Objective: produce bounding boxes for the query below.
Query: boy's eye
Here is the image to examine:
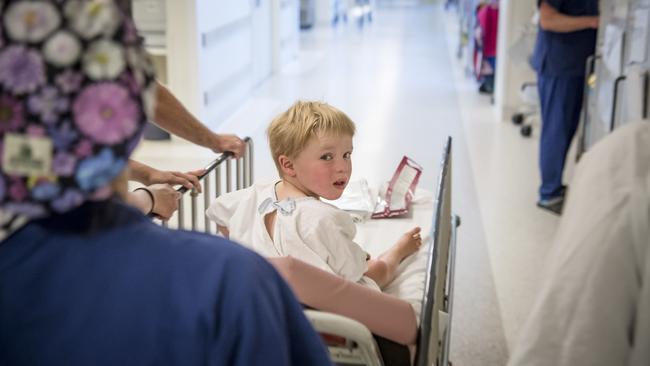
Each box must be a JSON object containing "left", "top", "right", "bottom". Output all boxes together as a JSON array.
[
  {"left": 343, "top": 152, "right": 352, "bottom": 159},
  {"left": 320, "top": 154, "right": 333, "bottom": 161}
]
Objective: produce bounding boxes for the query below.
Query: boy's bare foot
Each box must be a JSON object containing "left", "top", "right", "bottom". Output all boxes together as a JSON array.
[
  {"left": 398, "top": 227, "right": 422, "bottom": 259},
  {"left": 382, "top": 227, "right": 422, "bottom": 265},
  {"left": 368, "top": 227, "right": 423, "bottom": 288}
]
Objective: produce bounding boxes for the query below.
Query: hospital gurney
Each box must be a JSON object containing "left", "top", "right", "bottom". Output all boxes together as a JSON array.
[
  {"left": 270, "top": 138, "right": 460, "bottom": 366},
  {"left": 166, "top": 137, "right": 460, "bottom": 366}
]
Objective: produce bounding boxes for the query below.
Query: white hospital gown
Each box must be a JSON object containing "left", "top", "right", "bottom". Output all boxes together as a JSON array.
[
  {"left": 206, "top": 181, "right": 379, "bottom": 290},
  {"left": 508, "top": 121, "right": 650, "bottom": 366}
]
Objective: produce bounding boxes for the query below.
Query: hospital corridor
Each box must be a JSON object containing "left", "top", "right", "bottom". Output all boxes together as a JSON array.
[
  {"left": 1, "top": 0, "right": 648, "bottom": 365},
  {"left": 135, "top": 2, "right": 520, "bottom": 364}
]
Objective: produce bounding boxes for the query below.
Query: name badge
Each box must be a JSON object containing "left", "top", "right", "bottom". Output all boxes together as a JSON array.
[{"left": 2, "top": 133, "right": 53, "bottom": 177}]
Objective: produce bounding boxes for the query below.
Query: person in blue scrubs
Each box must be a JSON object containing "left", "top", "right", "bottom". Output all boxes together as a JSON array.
[
  {"left": 0, "top": 1, "right": 331, "bottom": 365},
  {"left": 532, "top": 0, "right": 599, "bottom": 214}
]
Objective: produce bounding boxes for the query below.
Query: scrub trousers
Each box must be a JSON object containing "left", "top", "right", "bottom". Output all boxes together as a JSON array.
[{"left": 537, "top": 74, "right": 585, "bottom": 201}]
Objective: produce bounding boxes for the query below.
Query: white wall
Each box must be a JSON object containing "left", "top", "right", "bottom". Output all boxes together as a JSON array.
[
  {"left": 494, "top": 0, "right": 537, "bottom": 122},
  {"left": 196, "top": 1, "right": 255, "bottom": 128},
  {"left": 272, "top": 0, "right": 300, "bottom": 72},
  {"left": 252, "top": 0, "right": 273, "bottom": 86},
  {"left": 134, "top": 0, "right": 294, "bottom": 131},
  {"left": 165, "top": 1, "right": 200, "bottom": 116}
]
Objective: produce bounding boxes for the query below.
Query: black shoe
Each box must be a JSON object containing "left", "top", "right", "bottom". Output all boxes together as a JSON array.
[
  {"left": 537, "top": 196, "right": 564, "bottom": 215},
  {"left": 478, "top": 83, "right": 494, "bottom": 95}
]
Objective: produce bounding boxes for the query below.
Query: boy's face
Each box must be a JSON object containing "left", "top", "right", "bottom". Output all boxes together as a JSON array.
[{"left": 289, "top": 133, "right": 353, "bottom": 200}]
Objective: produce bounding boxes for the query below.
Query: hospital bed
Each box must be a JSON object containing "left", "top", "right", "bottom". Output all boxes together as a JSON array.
[{"left": 164, "top": 137, "right": 460, "bottom": 366}]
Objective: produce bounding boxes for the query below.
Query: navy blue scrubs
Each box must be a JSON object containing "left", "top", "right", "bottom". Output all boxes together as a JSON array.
[
  {"left": 532, "top": 0, "right": 598, "bottom": 200},
  {"left": 0, "top": 200, "right": 331, "bottom": 366}
]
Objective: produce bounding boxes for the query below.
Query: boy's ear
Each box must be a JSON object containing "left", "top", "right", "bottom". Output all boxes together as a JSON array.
[{"left": 278, "top": 155, "right": 296, "bottom": 177}]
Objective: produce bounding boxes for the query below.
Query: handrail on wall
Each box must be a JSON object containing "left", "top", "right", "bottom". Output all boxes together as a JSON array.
[{"left": 161, "top": 137, "right": 254, "bottom": 233}]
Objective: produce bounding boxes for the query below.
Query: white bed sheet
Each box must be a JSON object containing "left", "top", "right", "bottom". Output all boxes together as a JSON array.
[{"left": 352, "top": 189, "right": 434, "bottom": 324}]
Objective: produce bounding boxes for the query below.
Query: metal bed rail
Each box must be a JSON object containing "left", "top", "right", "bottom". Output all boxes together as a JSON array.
[
  {"left": 415, "top": 136, "right": 461, "bottom": 366},
  {"left": 161, "top": 137, "right": 253, "bottom": 233}
]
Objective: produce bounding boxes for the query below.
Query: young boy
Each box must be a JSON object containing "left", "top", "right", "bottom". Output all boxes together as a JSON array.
[{"left": 207, "top": 101, "right": 422, "bottom": 290}]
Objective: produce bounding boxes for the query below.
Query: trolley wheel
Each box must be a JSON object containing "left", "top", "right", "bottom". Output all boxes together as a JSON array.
[
  {"left": 521, "top": 125, "right": 533, "bottom": 137},
  {"left": 511, "top": 113, "right": 525, "bottom": 125}
]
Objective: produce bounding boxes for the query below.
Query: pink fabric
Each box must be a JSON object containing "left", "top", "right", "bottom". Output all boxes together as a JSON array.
[
  {"left": 477, "top": 5, "right": 499, "bottom": 58},
  {"left": 268, "top": 256, "right": 418, "bottom": 345}
]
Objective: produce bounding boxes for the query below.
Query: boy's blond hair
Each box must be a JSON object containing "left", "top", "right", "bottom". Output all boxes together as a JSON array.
[{"left": 267, "top": 100, "right": 356, "bottom": 174}]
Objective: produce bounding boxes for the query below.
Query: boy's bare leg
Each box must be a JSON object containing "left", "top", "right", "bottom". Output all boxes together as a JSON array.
[{"left": 364, "top": 227, "right": 422, "bottom": 288}]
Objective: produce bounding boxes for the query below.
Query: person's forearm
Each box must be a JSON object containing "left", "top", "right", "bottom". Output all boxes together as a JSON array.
[
  {"left": 153, "top": 81, "right": 216, "bottom": 149},
  {"left": 128, "top": 160, "right": 155, "bottom": 185},
  {"left": 126, "top": 189, "right": 154, "bottom": 215},
  {"left": 539, "top": 2, "right": 598, "bottom": 33}
]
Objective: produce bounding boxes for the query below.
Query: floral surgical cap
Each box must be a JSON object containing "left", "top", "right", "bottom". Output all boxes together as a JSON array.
[{"left": 0, "top": 0, "right": 156, "bottom": 238}]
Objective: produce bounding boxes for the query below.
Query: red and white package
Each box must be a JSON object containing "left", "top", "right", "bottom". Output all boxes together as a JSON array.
[{"left": 371, "top": 156, "right": 423, "bottom": 219}]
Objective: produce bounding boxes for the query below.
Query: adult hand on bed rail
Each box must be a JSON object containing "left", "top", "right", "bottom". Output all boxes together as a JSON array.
[
  {"left": 176, "top": 150, "right": 239, "bottom": 194},
  {"left": 128, "top": 184, "right": 181, "bottom": 220},
  {"left": 148, "top": 184, "right": 182, "bottom": 220},
  {"left": 148, "top": 169, "right": 205, "bottom": 193},
  {"left": 128, "top": 160, "right": 205, "bottom": 193},
  {"left": 152, "top": 82, "right": 246, "bottom": 159},
  {"left": 209, "top": 134, "right": 246, "bottom": 158}
]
